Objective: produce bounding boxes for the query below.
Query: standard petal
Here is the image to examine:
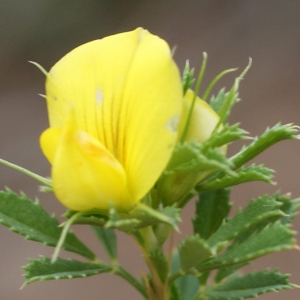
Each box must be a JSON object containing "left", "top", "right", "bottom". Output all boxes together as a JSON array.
[
  {"left": 45, "top": 28, "right": 182, "bottom": 203},
  {"left": 50, "top": 111, "right": 132, "bottom": 212},
  {"left": 178, "top": 89, "right": 220, "bottom": 143}
]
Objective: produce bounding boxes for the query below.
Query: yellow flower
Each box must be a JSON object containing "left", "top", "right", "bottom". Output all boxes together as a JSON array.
[{"left": 40, "top": 28, "right": 182, "bottom": 212}]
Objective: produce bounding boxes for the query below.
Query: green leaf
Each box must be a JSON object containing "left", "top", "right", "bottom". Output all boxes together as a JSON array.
[
  {"left": 23, "top": 256, "right": 112, "bottom": 285},
  {"left": 273, "top": 193, "right": 300, "bottom": 224},
  {"left": 214, "top": 262, "right": 250, "bottom": 283},
  {"left": 0, "top": 189, "right": 95, "bottom": 260},
  {"left": 170, "top": 283, "right": 181, "bottom": 300},
  {"left": 201, "top": 124, "right": 248, "bottom": 150},
  {"left": 206, "top": 270, "right": 298, "bottom": 299},
  {"left": 176, "top": 275, "right": 199, "bottom": 300},
  {"left": 193, "top": 189, "right": 231, "bottom": 239},
  {"left": 199, "top": 164, "right": 274, "bottom": 191},
  {"left": 91, "top": 226, "right": 117, "bottom": 260},
  {"left": 149, "top": 250, "right": 169, "bottom": 283},
  {"left": 206, "top": 195, "right": 285, "bottom": 248},
  {"left": 197, "top": 223, "right": 296, "bottom": 272},
  {"left": 179, "top": 235, "right": 213, "bottom": 271},
  {"left": 230, "top": 123, "right": 299, "bottom": 169}
]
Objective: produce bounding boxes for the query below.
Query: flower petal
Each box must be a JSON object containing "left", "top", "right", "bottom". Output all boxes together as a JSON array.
[
  {"left": 178, "top": 89, "right": 219, "bottom": 143},
  {"left": 45, "top": 28, "right": 182, "bottom": 203},
  {"left": 43, "top": 110, "right": 132, "bottom": 212}
]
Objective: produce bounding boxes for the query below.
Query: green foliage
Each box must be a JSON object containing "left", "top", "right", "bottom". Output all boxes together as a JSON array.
[
  {"left": 206, "top": 270, "right": 298, "bottom": 299},
  {"left": 182, "top": 60, "right": 195, "bottom": 94},
  {"left": 193, "top": 189, "right": 231, "bottom": 239},
  {"left": 206, "top": 195, "right": 285, "bottom": 248},
  {"left": 178, "top": 235, "right": 213, "bottom": 271},
  {"left": 214, "top": 262, "right": 250, "bottom": 284},
  {"left": 157, "top": 141, "right": 234, "bottom": 206},
  {"left": 1, "top": 58, "right": 299, "bottom": 300},
  {"left": 0, "top": 189, "right": 95, "bottom": 260},
  {"left": 149, "top": 250, "right": 169, "bottom": 283},
  {"left": 91, "top": 226, "right": 117, "bottom": 260},
  {"left": 201, "top": 124, "right": 248, "bottom": 150},
  {"left": 199, "top": 164, "right": 274, "bottom": 191},
  {"left": 197, "top": 223, "right": 296, "bottom": 272},
  {"left": 23, "top": 257, "right": 112, "bottom": 286},
  {"left": 176, "top": 275, "right": 199, "bottom": 300},
  {"left": 230, "top": 123, "right": 299, "bottom": 169}
]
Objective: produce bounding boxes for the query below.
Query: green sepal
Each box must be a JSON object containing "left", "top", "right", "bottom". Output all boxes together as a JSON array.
[
  {"left": 206, "top": 195, "right": 285, "bottom": 248},
  {"left": 213, "top": 59, "right": 251, "bottom": 127},
  {"left": 148, "top": 250, "right": 169, "bottom": 283},
  {"left": 130, "top": 204, "right": 181, "bottom": 231},
  {"left": 158, "top": 141, "right": 234, "bottom": 206},
  {"left": 91, "top": 226, "right": 117, "bottom": 260},
  {"left": 193, "top": 189, "right": 231, "bottom": 239},
  {"left": 230, "top": 123, "right": 299, "bottom": 169},
  {"left": 206, "top": 270, "right": 298, "bottom": 299},
  {"left": 182, "top": 60, "right": 195, "bottom": 94},
  {"left": 179, "top": 235, "right": 213, "bottom": 272},
  {"left": 23, "top": 256, "right": 112, "bottom": 286},
  {"left": 105, "top": 206, "right": 140, "bottom": 233},
  {"left": 199, "top": 164, "right": 274, "bottom": 191},
  {"left": 0, "top": 189, "right": 95, "bottom": 260},
  {"left": 197, "top": 223, "right": 296, "bottom": 272}
]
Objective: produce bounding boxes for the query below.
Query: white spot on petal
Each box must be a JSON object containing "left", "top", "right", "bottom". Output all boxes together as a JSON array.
[
  {"left": 165, "top": 115, "right": 180, "bottom": 133},
  {"left": 96, "top": 89, "right": 103, "bottom": 104}
]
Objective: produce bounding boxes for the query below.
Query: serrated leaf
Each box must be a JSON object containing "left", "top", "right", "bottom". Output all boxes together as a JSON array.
[
  {"left": 197, "top": 223, "right": 296, "bottom": 272},
  {"left": 206, "top": 195, "right": 285, "bottom": 248},
  {"left": 206, "top": 270, "right": 298, "bottom": 299},
  {"left": 91, "top": 226, "right": 117, "bottom": 260},
  {"left": 230, "top": 123, "right": 299, "bottom": 169},
  {"left": 0, "top": 190, "right": 95, "bottom": 260},
  {"left": 193, "top": 189, "right": 231, "bottom": 239},
  {"left": 149, "top": 250, "right": 169, "bottom": 283},
  {"left": 201, "top": 124, "right": 248, "bottom": 150},
  {"left": 179, "top": 235, "right": 213, "bottom": 271},
  {"left": 214, "top": 262, "right": 250, "bottom": 283},
  {"left": 273, "top": 193, "right": 300, "bottom": 224},
  {"left": 23, "top": 256, "right": 112, "bottom": 285},
  {"left": 199, "top": 164, "right": 274, "bottom": 191}
]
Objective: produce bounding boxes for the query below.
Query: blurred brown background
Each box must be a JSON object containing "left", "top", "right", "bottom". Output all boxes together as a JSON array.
[{"left": 0, "top": 1, "right": 300, "bottom": 299}]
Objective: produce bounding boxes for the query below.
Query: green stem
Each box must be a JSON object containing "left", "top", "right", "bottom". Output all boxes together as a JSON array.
[
  {"left": 0, "top": 158, "right": 52, "bottom": 187},
  {"left": 116, "top": 266, "right": 147, "bottom": 298}
]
